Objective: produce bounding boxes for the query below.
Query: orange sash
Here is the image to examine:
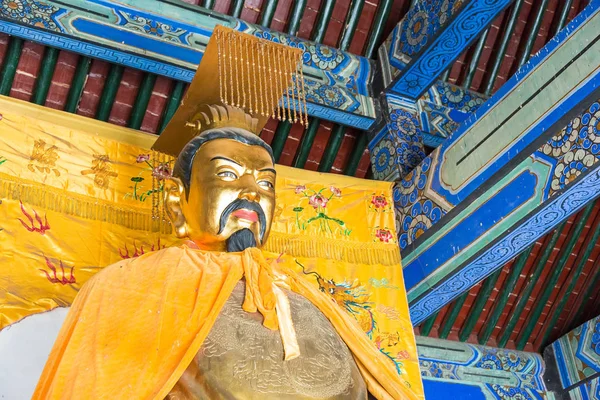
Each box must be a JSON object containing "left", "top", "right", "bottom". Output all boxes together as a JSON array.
[{"left": 33, "top": 246, "right": 416, "bottom": 400}]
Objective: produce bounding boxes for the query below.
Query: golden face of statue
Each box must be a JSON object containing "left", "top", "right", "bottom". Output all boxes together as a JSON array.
[{"left": 166, "top": 137, "right": 276, "bottom": 251}]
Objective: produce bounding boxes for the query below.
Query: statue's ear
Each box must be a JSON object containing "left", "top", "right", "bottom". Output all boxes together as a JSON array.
[{"left": 164, "top": 176, "right": 188, "bottom": 238}]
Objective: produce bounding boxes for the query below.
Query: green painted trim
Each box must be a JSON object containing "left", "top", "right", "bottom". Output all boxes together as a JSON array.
[
  {"left": 484, "top": 0, "right": 524, "bottom": 95},
  {"left": 64, "top": 56, "right": 91, "bottom": 113},
  {"left": 287, "top": 0, "right": 307, "bottom": 36},
  {"left": 259, "top": 0, "right": 278, "bottom": 28},
  {"left": 541, "top": 209, "right": 600, "bottom": 347},
  {"left": 363, "top": 0, "right": 393, "bottom": 58},
  {"left": 406, "top": 157, "right": 551, "bottom": 300},
  {"left": 0, "top": 36, "right": 23, "bottom": 96},
  {"left": 517, "top": 0, "right": 549, "bottom": 68},
  {"left": 311, "top": 0, "right": 335, "bottom": 44},
  {"left": 95, "top": 64, "right": 124, "bottom": 122},
  {"left": 497, "top": 223, "right": 566, "bottom": 348},
  {"left": 128, "top": 73, "right": 156, "bottom": 130},
  {"left": 229, "top": 0, "right": 244, "bottom": 19},
  {"left": 293, "top": 118, "right": 320, "bottom": 168},
  {"left": 552, "top": 0, "right": 574, "bottom": 37},
  {"left": 318, "top": 125, "right": 345, "bottom": 172},
  {"left": 338, "top": 0, "right": 365, "bottom": 51},
  {"left": 573, "top": 256, "right": 600, "bottom": 324},
  {"left": 478, "top": 246, "right": 532, "bottom": 345},
  {"left": 439, "top": 292, "right": 469, "bottom": 339},
  {"left": 343, "top": 131, "right": 367, "bottom": 176},
  {"left": 271, "top": 121, "right": 292, "bottom": 162},
  {"left": 516, "top": 203, "right": 595, "bottom": 350},
  {"left": 159, "top": 80, "right": 185, "bottom": 134},
  {"left": 458, "top": 267, "right": 502, "bottom": 342},
  {"left": 32, "top": 47, "right": 59, "bottom": 105},
  {"left": 419, "top": 312, "right": 438, "bottom": 336},
  {"left": 463, "top": 28, "right": 489, "bottom": 89}
]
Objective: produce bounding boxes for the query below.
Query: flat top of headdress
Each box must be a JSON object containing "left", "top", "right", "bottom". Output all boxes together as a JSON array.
[{"left": 152, "top": 25, "right": 307, "bottom": 157}]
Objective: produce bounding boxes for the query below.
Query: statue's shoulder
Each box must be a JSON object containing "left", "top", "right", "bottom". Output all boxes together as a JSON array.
[{"left": 93, "top": 246, "right": 186, "bottom": 282}]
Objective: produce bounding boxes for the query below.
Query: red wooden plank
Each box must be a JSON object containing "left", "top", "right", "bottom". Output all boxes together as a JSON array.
[
  {"left": 10, "top": 41, "right": 44, "bottom": 102},
  {"left": 108, "top": 68, "right": 143, "bottom": 126},
  {"left": 77, "top": 59, "right": 110, "bottom": 118},
  {"left": 140, "top": 76, "right": 173, "bottom": 133},
  {"left": 45, "top": 51, "right": 79, "bottom": 110}
]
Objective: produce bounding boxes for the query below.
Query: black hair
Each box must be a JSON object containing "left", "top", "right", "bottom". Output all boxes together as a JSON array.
[{"left": 173, "top": 127, "right": 274, "bottom": 195}]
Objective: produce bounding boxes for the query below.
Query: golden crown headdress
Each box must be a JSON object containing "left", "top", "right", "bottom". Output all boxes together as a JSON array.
[{"left": 153, "top": 25, "right": 307, "bottom": 157}]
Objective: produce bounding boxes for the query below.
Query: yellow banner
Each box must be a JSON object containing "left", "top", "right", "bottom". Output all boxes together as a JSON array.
[{"left": 0, "top": 96, "right": 423, "bottom": 397}]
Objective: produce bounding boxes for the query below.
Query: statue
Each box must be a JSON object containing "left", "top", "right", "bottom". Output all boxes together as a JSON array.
[{"left": 27, "top": 27, "right": 416, "bottom": 399}]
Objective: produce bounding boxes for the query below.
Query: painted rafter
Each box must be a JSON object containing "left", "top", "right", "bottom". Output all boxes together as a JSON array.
[
  {"left": 396, "top": 1, "right": 600, "bottom": 324},
  {"left": 377, "top": 0, "right": 514, "bottom": 99},
  {"left": 0, "top": 0, "right": 376, "bottom": 129}
]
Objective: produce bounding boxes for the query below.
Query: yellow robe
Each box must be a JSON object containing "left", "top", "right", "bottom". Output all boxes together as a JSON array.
[{"left": 33, "top": 246, "right": 416, "bottom": 400}]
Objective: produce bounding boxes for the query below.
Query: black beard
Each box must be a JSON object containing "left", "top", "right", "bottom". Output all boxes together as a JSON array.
[{"left": 226, "top": 228, "right": 257, "bottom": 252}]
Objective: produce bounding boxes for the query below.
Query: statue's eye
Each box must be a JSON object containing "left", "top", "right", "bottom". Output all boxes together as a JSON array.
[
  {"left": 258, "top": 180, "right": 274, "bottom": 190},
  {"left": 217, "top": 171, "right": 238, "bottom": 180}
]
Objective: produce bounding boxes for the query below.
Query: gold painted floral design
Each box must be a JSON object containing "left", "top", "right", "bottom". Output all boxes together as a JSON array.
[
  {"left": 81, "top": 154, "right": 118, "bottom": 189},
  {"left": 28, "top": 139, "right": 60, "bottom": 176}
]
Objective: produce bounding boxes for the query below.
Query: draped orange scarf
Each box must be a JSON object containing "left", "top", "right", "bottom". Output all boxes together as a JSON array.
[{"left": 33, "top": 246, "right": 416, "bottom": 400}]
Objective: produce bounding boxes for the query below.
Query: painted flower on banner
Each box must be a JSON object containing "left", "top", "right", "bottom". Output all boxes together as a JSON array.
[
  {"left": 375, "top": 228, "right": 394, "bottom": 243},
  {"left": 308, "top": 193, "right": 328, "bottom": 209},
  {"left": 293, "top": 186, "right": 351, "bottom": 236},
  {"left": 309, "top": 44, "right": 345, "bottom": 70},
  {"left": 152, "top": 163, "right": 172, "bottom": 181},
  {"left": 294, "top": 185, "right": 307, "bottom": 195},
  {"left": 371, "top": 195, "right": 389, "bottom": 209},
  {"left": 551, "top": 149, "right": 596, "bottom": 192},
  {"left": 330, "top": 186, "right": 342, "bottom": 197},
  {"left": 126, "top": 155, "right": 172, "bottom": 202}
]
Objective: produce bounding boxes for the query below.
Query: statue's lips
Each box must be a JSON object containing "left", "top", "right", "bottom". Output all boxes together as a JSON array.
[{"left": 232, "top": 209, "right": 259, "bottom": 223}]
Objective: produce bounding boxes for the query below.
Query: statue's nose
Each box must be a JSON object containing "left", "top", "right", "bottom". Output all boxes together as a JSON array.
[
  {"left": 238, "top": 187, "right": 261, "bottom": 202},
  {"left": 238, "top": 174, "right": 261, "bottom": 202}
]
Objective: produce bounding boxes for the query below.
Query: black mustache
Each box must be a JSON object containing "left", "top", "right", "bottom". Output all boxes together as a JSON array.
[{"left": 218, "top": 199, "right": 267, "bottom": 242}]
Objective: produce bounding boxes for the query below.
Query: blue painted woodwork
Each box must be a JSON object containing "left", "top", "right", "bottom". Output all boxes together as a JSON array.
[
  {"left": 378, "top": 0, "right": 514, "bottom": 99},
  {"left": 398, "top": 1, "right": 600, "bottom": 323},
  {"left": 0, "top": 0, "right": 376, "bottom": 129},
  {"left": 545, "top": 316, "right": 600, "bottom": 399},
  {"left": 417, "top": 336, "right": 548, "bottom": 399},
  {"left": 407, "top": 102, "right": 600, "bottom": 322},
  {"left": 368, "top": 82, "right": 485, "bottom": 180}
]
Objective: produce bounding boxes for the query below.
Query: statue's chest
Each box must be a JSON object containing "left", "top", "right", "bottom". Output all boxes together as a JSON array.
[{"left": 168, "top": 281, "right": 366, "bottom": 400}]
